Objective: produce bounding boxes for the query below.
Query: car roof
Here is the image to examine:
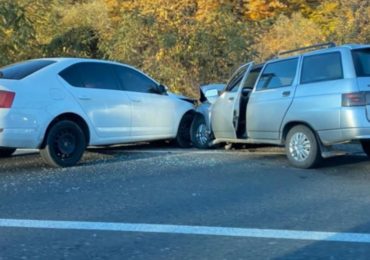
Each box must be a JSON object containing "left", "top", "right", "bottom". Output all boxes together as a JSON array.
[
  {"left": 32, "top": 57, "right": 133, "bottom": 67},
  {"left": 273, "top": 44, "right": 370, "bottom": 61},
  {"left": 302, "top": 44, "right": 370, "bottom": 56},
  {"left": 22, "top": 57, "right": 159, "bottom": 84}
]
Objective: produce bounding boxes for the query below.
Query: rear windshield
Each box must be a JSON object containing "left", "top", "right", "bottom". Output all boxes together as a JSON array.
[
  {"left": 352, "top": 48, "right": 370, "bottom": 77},
  {"left": 0, "top": 60, "right": 56, "bottom": 80}
]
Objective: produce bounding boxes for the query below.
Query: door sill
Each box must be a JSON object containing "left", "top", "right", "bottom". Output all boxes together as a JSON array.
[{"left": 213, "top": 138, "right": 282, "bottom": 145}]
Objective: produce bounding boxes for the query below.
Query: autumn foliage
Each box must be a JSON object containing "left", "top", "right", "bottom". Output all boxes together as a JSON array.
[{"left": 1, "top": 0, "right": 369, "bottom": 96}]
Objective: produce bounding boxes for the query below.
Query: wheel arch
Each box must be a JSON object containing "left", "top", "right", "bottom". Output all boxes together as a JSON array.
[
  {"left": 193, "top": 103, "right": 212, "bottom": 131},
  {"left": 40, "top": 113, "right": 90, "bottom": 149},
  {"left": 192, "top": 111, "right": 213, "bottom": 132},
  {"left": 174, "top": 109, "right": 196, "bottom": 148},
  {"left": 281, "top": 121, "right": 320, "bottom": 144},
  {"left": 176, "top": 109, "right": 196, "bottom": 133}
]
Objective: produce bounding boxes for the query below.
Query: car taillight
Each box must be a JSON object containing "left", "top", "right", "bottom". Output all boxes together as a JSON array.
[
  {"left": 342, "top": 92, "right": 370, "bottom": 107},
  {"left": 0, "top": 90, "right": 15, "bottom": 108}
]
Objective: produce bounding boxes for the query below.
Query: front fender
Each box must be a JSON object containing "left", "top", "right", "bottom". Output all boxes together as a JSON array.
[{"left": 194, "top": 103, "right": 212, "bottom": 131}]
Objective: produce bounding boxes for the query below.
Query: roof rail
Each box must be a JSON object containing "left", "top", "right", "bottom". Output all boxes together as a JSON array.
[{"left": 277, "top": 42, "right": 336, "bottom": 57}]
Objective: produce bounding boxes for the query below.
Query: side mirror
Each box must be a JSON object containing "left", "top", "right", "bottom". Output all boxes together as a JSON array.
[
  {"left": 149, "top": 84, "right": 167, "bottom": 95},
  {"left": 158, "top": 84, "right": 167, "bottom": 95}
]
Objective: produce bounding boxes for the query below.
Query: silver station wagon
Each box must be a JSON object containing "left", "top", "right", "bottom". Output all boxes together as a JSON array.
[{"left": 191, "top": 43, "right": 370, "bottom": 168}]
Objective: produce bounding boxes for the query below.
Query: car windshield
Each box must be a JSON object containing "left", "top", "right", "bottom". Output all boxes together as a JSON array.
[
  {"left": 0, "top": 60, "right": 56, "bottom": 80},
  {"left": 352, "top": 48, "right": 370, "bottom": 77}
]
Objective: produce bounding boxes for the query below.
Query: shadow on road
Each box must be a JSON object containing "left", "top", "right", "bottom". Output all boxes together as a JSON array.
[
  {"left": 0, "top": 142, "right": 185, "bottom": 174},
  {"left": 319, "top": 154, "right": 369, "bottom": 169},
  {"left": 1, "top": 142, "right": 370, "bottom": 174}
]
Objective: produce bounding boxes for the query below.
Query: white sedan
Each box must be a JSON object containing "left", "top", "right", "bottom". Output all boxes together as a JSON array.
[{"left": 0, "top": 58, "right": 195, "bottom": 167}]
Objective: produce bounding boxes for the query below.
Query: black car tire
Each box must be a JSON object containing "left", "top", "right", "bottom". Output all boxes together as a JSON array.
[
  {"left": 285, "top": 125, "right": 321, "bottom": 169},
  {"left": 0, "top": 148, "right": 16, "bottom": 157},
  {"left": 191, "top": 115, "right": 213, "bottom": 149},
  {"left": 361, "top": 140, "right": 370, "bottom": 157},
  {"left": 175, "top": 113, "right": 194, "bottom": 148},
  {"left": 40, "top": 120, "right": 86, "bottom": 167}
]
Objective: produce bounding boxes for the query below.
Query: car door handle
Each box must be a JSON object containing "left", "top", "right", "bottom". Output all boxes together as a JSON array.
[
  {"left": 228, "top": 97, "right": 235, "bottom": 101},
  {"left": 78, "top": 95, "right": 91, "bottom": 101},
  {"left": 282, "top": 91, "right": 291, "bottom": 97},
  {"left": 131, "top": 99, "right": 142, "bottom": 103}
]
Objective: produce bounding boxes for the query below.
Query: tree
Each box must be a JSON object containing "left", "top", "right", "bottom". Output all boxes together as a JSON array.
[
  {"left": 311, "top": 0, "right": 370, "bottom": 44},
  {"left": 102, "top": 1, "right": 257, "bottom": 96},
  {"left": 255, "top": 12, "right": 325, "bottom": 61},
  {"left": 245, "top": 0, "right": 286, "bottom": 20},
  {"left": 46, "top": 27, "right": 101, "bottom": 58},
  {"left": 0, "top": 1, "right": 37, "bottom": 65},
  {"left": 3, "top": 0, "right": 367, "bottom": 97}
]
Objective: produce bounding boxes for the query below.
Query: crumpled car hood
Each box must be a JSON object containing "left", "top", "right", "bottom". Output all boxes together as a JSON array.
[{"left": 168, "top": 92, "right": 197, "bottom": 104}]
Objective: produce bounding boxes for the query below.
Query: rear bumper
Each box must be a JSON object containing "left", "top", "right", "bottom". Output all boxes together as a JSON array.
[
  {"left": 318, "top": 127, "right": 370, "bottom": 145},
  {"left": 318, "top": 106, "right": 370, "bottom": 145},
  {"left": 0, "top": 127, "right": 40, "bottom": 148},
  {"left": 0, "top": 109, "right": 43, "bottom": 148}
]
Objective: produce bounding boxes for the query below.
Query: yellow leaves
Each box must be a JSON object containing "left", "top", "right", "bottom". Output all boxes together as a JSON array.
[
  {"left": 62, "top": 0, "right": 109, "bottom": 27},
  {"left": 245, "top": 0, "right": 286, "bottom": 20},
  {"left": 314, "top": 1, "right": 337, "bottom": 14},
  {"left": 309, "top": 0, "right": 370, "bottom": 44},
  {"left": 156, "top": 48, "right": 166, "bottom": 61},
  {"left": 119, "top": 0, "right": 197, "bottom": 28},
  {"left": 3, "top": 0, "right": 370, "bottom": 95},
  {"left": 256, "top": 12, "right": 326, "bottom": 60},
  {"left": 103, "top": 0, "right": 122, "bottom": 22},
  {"left": 104, "top": 0, "right": 119, "bottom": 9},
  {"left": 4, "top": 29, "right": 13, "bottom": 37},
  {"left": 310, "top": 1, "right": 339, "bottom": 35},
  {"left": 245, "top": 0, "right": 322, "bottom": 20},
  {"left": 195, "top": 0, "right": 223, "bottom": 20},
  {"left": 61, "top": 0, "right": 112, "bottom": 38}
]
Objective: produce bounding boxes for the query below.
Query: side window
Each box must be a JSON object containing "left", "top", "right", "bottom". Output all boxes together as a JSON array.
[
  {"left": 242, "top": 68, "right": 262, "bottom": 89},
  {"left": 352, "top": 48, "right": 370, "bottom": 77},
  {"left": 0, "top": 60, "right": 56, "bottom": 80},
  {"left": 225, "top": 65, "right": 248, "bottom": 92},
  {"left": 256, "top": 58, "right": 298, "bottom": 90},
  {"left": 60, "top": 62, "right": 121, "bottom": 91},
  {"left": 59, "top": 63, "right": 84, "bottom": 87},
  {"left": 114, "top": 66, "right": 158, "bottom": 94},
  {"left": 301, "top": 52, "right": 343, "bottom": 84}
]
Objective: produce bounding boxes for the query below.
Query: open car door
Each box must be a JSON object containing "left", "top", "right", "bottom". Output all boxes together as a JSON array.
[{"left": 211, "top": 62, "right": 254, "bottom": 139}]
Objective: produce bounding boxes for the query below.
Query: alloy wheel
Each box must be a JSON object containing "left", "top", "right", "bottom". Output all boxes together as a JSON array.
[
  {"left": 289, "top": 132, "right": 311, "bottom": 162},
  {"left": 196, "top": 123, "right": 210, "bottom": 146}
]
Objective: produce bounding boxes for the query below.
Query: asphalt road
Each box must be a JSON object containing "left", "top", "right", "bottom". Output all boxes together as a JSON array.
[{"left": 1, "top": 143, "right": 370, "bottom": 259}]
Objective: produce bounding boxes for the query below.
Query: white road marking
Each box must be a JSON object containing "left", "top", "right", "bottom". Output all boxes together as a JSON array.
[{"left": 1, "top": 218, "right": 370, "bottom": 243}]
